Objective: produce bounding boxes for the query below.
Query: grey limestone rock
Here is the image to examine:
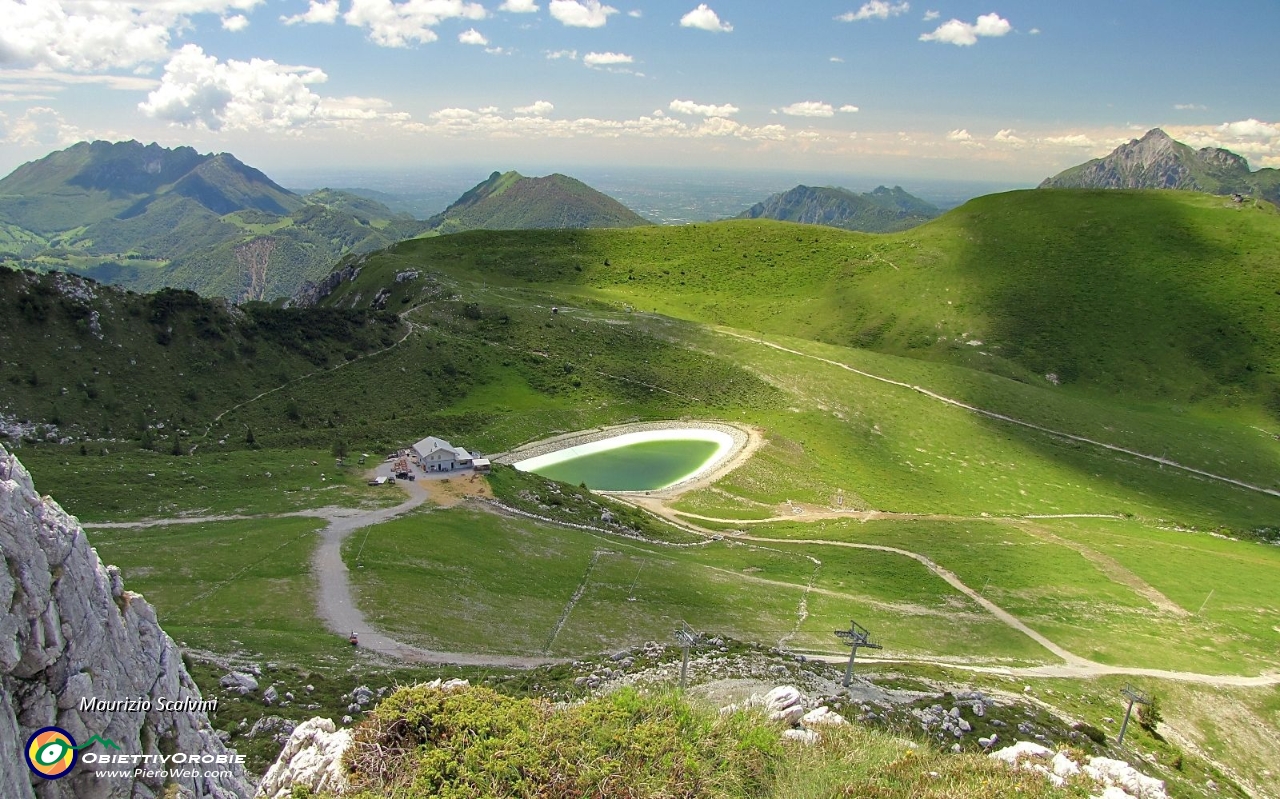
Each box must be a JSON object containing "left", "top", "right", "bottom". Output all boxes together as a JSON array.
[{"left": 0, "top": 444, "right": 254, "bottom": 799}]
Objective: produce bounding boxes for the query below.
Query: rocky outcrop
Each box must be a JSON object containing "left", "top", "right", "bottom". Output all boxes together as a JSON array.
[
  {"left": 0, "top": 444, "right": 253, "bottom": 799},
  {"left": 286, "top": 261, "right": 363, "bottom": 309},
  {"left": 256, "top": 678, "right": 469, "bottom": 797},
  {"left": 989, "top": 741, "right": 1168, "bottom": 799},
  {"left": 1039, "top": 128, "right": 1280, "bottom": 206},
  {"left": 254, "top": 718, "right": 352, "bottom": 799}
]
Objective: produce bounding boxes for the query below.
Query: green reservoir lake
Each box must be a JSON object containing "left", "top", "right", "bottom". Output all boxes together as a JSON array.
[{"left": 524, "top": 439, "right": 723, "bottom": 491}]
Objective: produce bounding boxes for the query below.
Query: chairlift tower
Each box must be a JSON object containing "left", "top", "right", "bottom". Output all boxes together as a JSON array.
[
  {"left": 1117, "top": 685, "right": 1151, "bottom": 746},
  {"left": 834, "top": 620, "right": 882, "bottom": 688},
  {"left": 674, "top": 623, "right": 704, "bottom": 689}
]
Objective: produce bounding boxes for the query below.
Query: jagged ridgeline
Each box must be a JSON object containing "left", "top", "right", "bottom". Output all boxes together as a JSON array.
[
  {"left": 1041, "top": 128, "right": 1280, "bottom": 207},
  {"left": 0, "top": 269, "right": 401, "bottom": 441},
  {"left": 736, "top": 184, "right": 940, "bottom": 233},
  {"left": 0, "top": 140, "right": 428, "bottom": 301},
  {"left": 327, "top": 188, "right": 1280, "bottom": 415},
  {"left": 426, "top": 170, "right": 652, "bottom": 233},
  {"left": 0, "top": 260, "right": 782, "bottom": 452}
]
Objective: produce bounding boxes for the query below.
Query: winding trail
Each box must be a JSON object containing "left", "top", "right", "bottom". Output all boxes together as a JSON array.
[
  {"left": 197, "top": 310, "right": 427, "bottom": 444},
  {"left": 599, "top": 498, "right": 1280, "bottom": 688},
  {"left": 717, "top": 329, "right": 1280, "bottom": 500},
  {"left": 88, "top": 462, "right": 1280, "bottom": 685}
]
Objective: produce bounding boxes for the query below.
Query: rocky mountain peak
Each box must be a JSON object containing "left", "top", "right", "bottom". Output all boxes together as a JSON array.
[
  {"left": 0, "top": 444, "right": 253, "bottom": 798},
  {"left": 1039, "top": 128, "right": 1278, "bottom": 205}
]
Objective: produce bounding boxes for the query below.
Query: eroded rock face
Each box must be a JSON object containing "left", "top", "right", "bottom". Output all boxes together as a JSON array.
[
  {"left": 255, "top": 718, "right": 352, "bottom": 799},
  {"left": 0, "top": 444, "right": 254, "bottom": 799}
]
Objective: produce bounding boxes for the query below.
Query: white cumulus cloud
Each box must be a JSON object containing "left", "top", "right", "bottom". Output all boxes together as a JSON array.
[
  {"left": 992, "top": 128, "right": 1024, "bottom": 145},
  {"left": 920, "top": 13, "right": 1012, "bottom": 46},
  {"left": 343, "top": 0, "right": 487, "bottom": 47},
  {"left": 946, "top": 128, "right": 972, "bottom": 141},
  {"left": 549, "top": 0, "right": 616, "bottom": 27},
  {"left": 138, "top": 43, "right": 401, "bottom": 132},
  {"left": 281, "top": 0, "right": 340, "bottom": 25},
  {"left": 221, "top": 13, "right": 249, "bottom": 30},
  {"left": 0, "top": 0, "right": 265, "bottom": 71},
  {"left": 514, "top": 100, "right": 553, "bottom": 115},
  {"left": 1216, "top": 118, "right": 1280, "bottom": 139},
  {"left": 1172, "top": 119, "right": 1280, "bottom": 162},
  {"left": 680, "top": 3, "right": 732, "bottom": 32},
  {"left": 780, "top": 101, "right": 834, "bottom": 117},
  {"left": 545, "top": 49, "right": 577, "bottom": 59},
  {"left": 583, "top": 51, "right": 631, "bottom": 67},
  {"left": 838, "top": 104, "right": 858, "bottom": 113},
  {"left": 837, "top": 1, "right": 909, "bottom": 22},
  {"left": 499, "top": 0, "right": 538, "bottom": 11},
  {"left": 458, "top": 27, "right": 488, "bottom": 44},
  {"left": 669, "top": 99, "right": 738, "bottom": 117},
  {"left": 923, "top": 9, "right": 939, "bottom": 20},
  {"left": 0, "top": 105, "right": 82, "bottom": 146},
  {"left": 420, "top": 103, "right": 790, "bottom": 143},
  {"left": 1044, "top": 134, "right": 1095, "bottom": 147}
]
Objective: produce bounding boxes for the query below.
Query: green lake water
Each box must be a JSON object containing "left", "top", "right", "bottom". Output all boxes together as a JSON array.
[{"left": 529, "top": 440, "right": 721, "bottom": 491}]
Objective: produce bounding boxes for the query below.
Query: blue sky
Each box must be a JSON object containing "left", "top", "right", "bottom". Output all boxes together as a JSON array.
[{"left": 0, "top": 0, "right": 1277, "bottom": 181}]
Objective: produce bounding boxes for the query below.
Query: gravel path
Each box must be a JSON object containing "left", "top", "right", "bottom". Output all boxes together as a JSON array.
[
  {"left": 86, "top": 456, "right": 1280, "bottom": 684},
  {"left": 309, "top": 464, "right": 561, "bottom": 667}
]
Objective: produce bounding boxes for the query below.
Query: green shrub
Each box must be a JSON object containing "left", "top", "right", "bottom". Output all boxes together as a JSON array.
[{"left": 346, "top": 685, "right": 779, "bottom": 799}]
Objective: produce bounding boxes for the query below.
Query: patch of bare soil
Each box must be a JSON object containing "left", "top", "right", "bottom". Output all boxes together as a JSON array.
[{"left": 426, "top": 474, "right": 493, "bottom": 507}]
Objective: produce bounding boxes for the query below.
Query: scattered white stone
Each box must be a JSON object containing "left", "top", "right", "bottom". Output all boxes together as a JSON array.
[
  {"left": 221, "top": 671, "right": 259, "bottom": 694},
  {"left": 1085, "top": 756, "right": 1169, "bottom": 799},
  {"left": 763, "top": 685, "right": 802, "bottom": 713},
  {"left": 257, "top": 717, "right": 353, "bottom": 799},
  {"left": 989, "top": 741, "right": 1052, "bottom": 765},
  {"left": 770, "top": 705, "right": 805, "bottom": 726},
  {"left": 801, "top": 706, "right": 846, "bottom": 727},
  {"left": 781, "top": 728, "right": 820, "bottom": 745},
  {"left": 1053, "top": 751, "right": 1081, "bottom": 779}
]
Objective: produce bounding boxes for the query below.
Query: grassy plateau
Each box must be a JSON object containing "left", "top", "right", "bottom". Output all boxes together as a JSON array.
[{"left": 6, "top": 187, "right": 1280, "bottom": 796}]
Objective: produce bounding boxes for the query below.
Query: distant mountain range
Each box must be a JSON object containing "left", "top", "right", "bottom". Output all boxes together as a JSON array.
[
  {"left": 427, "top": 170, "right": 652, "bottom": 233},
  {"left": 735, "top": 185, "right": 940, "bottom": 233},
  {"left": 0, "top": 145, "right": 659, "bottom": 300},
  {"left": 0, "top": 140, "right": 429, "bottom": 301},
  {"left": 1040, "top": 128, "right": 1280, "bottom": 206}
]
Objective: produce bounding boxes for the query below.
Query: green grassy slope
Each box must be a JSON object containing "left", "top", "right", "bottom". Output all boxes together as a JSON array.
[
  {"left": 0, "top": 270, "right": 402, "bottom": 439},
  {"left": 337, "top": 190, "right": 1280, "bottom": 414},
  {"left": 428, "top": 170, "right": 651, "bottom": 233},
  {"left": 0, "top": 141, "right": 429, "bottom": 300}
]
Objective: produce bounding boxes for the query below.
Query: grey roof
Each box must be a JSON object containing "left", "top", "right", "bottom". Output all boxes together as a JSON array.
[{"left": 413, "top": 436, "right": 471, "bottom": 460}]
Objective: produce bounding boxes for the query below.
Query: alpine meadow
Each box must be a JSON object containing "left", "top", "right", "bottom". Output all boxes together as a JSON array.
[{"left": 2, "top": 3, "right": 1280, "bottom": 797}]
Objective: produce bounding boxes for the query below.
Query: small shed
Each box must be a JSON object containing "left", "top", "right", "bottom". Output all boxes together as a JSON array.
[{"left": 472, "top": 458, "right": 492, "bottom": 473}]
